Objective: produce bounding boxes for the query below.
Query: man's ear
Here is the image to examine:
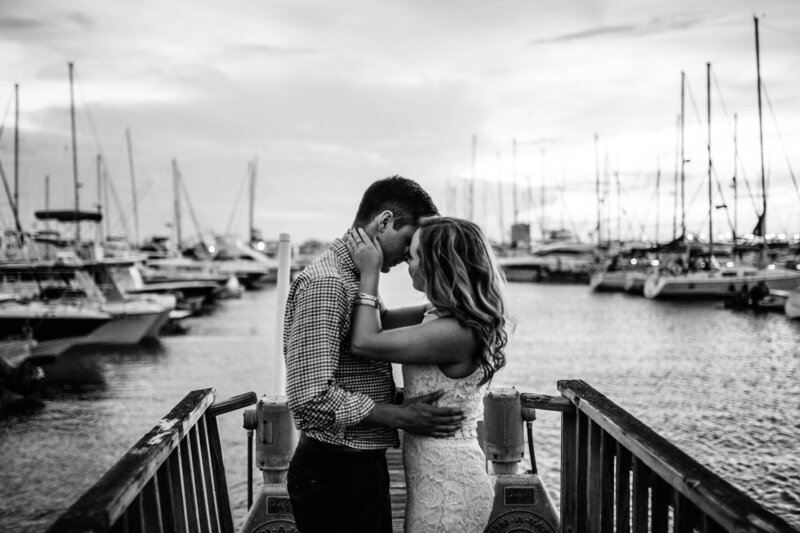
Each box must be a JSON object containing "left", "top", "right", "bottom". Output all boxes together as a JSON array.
[{"left": 375, "top": 210, "right": 394, "bottom": 233}]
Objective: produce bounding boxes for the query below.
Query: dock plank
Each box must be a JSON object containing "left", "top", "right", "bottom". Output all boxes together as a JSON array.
[{"left": 387, "top": 446, "right": 406, "bottom": 533}]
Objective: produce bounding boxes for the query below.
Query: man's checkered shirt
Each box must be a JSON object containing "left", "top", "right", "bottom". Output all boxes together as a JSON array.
[{"left": 283, "top": 237, "right": 399, "bottom": 450}]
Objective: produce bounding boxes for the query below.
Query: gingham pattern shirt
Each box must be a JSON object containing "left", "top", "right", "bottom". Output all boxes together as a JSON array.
[{"left": 283, "top": 237, "right": 399, "bottom": 449}]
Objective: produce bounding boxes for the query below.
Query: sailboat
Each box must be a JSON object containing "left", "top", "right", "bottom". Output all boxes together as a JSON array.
[{"left": 644, "top": 44, "right": 800, "bottom": 299}]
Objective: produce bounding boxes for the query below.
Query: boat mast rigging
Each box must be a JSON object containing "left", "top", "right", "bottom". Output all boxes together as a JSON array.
[
  {"left": 707, "top": 62, "right": 714, "bottom": 258},
  {"left": 469, "top": 134, "right": 476, "bottom": 222},
  {"left": 69, "top": 62, "right": 80, "bottom": 244},
  {"left": 680, "top": 71, "right": 686, "bottom": 240},
  {"left": 754, "top": 15, "right": 767, "bottom": 257},
  {"left": 248, "top": 156, "right": 257, "bottom": 243},
  {"left": 594, "top": 133, "right": 601, "bottom": 247},
  {"left": 512, "top": 138, "right": 518, "bottom": 226},
  {"left": 125, "top": 128, "right": 140, "bottom": 246},
  {"left": 14, "top": 83, "right": 19, "bottom": 226},
  {"left": 172, "top": 159, "right": 182, "bottom": 250}
]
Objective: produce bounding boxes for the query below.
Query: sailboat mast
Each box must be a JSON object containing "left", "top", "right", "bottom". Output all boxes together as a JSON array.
[
  {"left": 754, "top": 15, "right": 767, "bottom": 241},
  {"left": 680, "top": 71, "right": 686, "bottom": 239},
  {"left": 96, "top": 154, "right": 103, "bottom": 243},
  {"left": 512, "top": 138, "right": 518, "bottom": 226},
  {"left": 707, "top": 62, "right": 713, "bottom": 257},
  {"left": 673, "top": 115, "right": 679, "bottom": 240},
  {"left": 69, "top": 62, "right": 80, "bottom": 243},
  {"left": 655, "top": 160, "right": 661, "bottom": 246},
  {"left": 126, "top": 128, "right": 140, "bottom": 246},
  {"left": 45, "top": 175, "right": 50, "bottom": 231},
  {"left": 172, "top": 159, "right": 182, "bottom": 250},
  {"left": 249, "top": 157, "right": 257, "bottom": 243},
  {"left": 540, "top": 148, "right": 546, "bottom": 240},
  {"left": 0, "top": 159, "right": 22, "bottom": 232},
  {"left": 614, "top": 169, "right": 621, "bottom": 243},
  {"left": 102, "top": 165, "right": 111, "bottom": 239},
  {"left": 13, "top": 83, "right": 19, "bottom": 226},
  {"left": 733, "top": 113, "right": 738, "bottom": 243},
  {"left": 496, "top": 151, "right": 504, "bottom": 243},
  {"left": 469, "top": 135, "right": 476, "bottom": 221},
  {"left": 594, "top": 133, "right": 601, "bottom": 247}
]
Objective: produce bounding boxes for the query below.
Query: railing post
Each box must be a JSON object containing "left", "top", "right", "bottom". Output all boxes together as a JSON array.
[{"left": 561, "top": 406, "right": 578, "bottom": 533}]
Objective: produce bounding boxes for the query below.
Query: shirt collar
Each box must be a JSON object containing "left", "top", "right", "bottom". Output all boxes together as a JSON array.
[{"left": 331, "top": 236, "right": 359, "bottom": 275}]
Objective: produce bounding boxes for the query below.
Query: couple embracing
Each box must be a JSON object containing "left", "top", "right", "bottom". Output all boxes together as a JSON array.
[{"left": 283, "top": 176, "right": 510, "bottom": 532}]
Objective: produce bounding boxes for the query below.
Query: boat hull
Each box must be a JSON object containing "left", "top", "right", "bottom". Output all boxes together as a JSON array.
[
  {"left": 590, "top": 271, "right": 628, "bottom": 292},
  {"left": 643, "top": 269, "right": 800, "bottom": 299},
  {"left": 785, "top": 289, "right": 800, "bottom": 318},
  {"left": 85, "top": 309, "right": 170, "bottom": 344}
]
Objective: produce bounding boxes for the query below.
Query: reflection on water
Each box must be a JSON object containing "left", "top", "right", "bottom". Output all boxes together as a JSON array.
[{"left": 1, "top": 280, "right": 799, "bottom": 531}]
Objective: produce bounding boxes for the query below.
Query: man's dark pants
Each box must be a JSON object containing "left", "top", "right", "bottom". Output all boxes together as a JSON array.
[{"left": 287, "top": 435, "right": 392, "bottom": 533}]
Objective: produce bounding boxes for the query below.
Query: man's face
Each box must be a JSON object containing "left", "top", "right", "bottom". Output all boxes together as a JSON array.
[
  {"left": 376, "top": 223, "right": 417, "bottom": 273},
  {"left": 406, "top": 229, "right": 425, "bottom": 293}
]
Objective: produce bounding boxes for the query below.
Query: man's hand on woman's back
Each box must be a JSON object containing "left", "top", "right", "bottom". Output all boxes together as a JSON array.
[{"left": 367, "top": 390, "right": 466, "bottom": 438}]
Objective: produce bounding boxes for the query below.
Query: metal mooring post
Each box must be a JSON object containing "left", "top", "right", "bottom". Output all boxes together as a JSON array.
[
  {"left": 240, "top": 395, "right": 298, "bottom": 532},
  {"left": 482, "top": 388, "right": 560, "bottom": 533},
  {"left": 240, "top": 233, "right": 298, "bottom": 533}
]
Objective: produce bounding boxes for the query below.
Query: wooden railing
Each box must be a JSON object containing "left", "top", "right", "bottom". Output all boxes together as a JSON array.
[
  {"left": 46, "top": 388, "right": 257, "bottom": 533},
  {"left": 46, "top": 382, "right": 796, "bottom": 533},
  {"left": 530, "top": 380, "right": 796, "bottom": 533}
]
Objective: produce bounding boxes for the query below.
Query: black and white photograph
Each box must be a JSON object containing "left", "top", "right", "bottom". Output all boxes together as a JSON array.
[{"left": 1, "top": 1, "right": 798, "bottom": 531}]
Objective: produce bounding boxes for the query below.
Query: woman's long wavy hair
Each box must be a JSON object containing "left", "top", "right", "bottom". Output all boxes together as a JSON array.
[{"left": 417, "top": 217, "right": 510, "bottom": 385}]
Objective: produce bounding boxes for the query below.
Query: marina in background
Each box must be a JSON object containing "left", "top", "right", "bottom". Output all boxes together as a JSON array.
[{"left": 1, "top": 275, "right": 799, "bottom": 530}]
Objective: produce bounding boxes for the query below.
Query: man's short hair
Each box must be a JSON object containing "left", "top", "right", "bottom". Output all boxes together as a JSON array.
[{"left": 353, "top": 175, "right": 439, "bottom": 229}]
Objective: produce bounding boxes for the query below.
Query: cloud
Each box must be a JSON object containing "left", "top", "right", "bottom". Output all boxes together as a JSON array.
[
  {"left": 0, "top": 16, "right": 47, "bottom": 31},
  {"left": 532, "top": 14, "right": 704, "bottom": 44},
  {"left": 228, "top": 43, "right": 317, "bottom": 57},
  {"left": 0, "top": 11, "right": 93, "bottom": 34}
]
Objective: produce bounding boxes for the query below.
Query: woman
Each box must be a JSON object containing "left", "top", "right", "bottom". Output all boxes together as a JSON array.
[{"left": 345, "top": 216, "right": 509, "bottom": 532}]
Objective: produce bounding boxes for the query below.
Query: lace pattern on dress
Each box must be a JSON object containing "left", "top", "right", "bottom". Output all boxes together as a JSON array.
[{"left": 401, "top": 307, "right": 493, "bottom": 532}]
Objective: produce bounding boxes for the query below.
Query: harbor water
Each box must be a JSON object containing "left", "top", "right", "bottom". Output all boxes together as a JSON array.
[{"left": 1, "top": 272, "right": 799, "bottom": 531}]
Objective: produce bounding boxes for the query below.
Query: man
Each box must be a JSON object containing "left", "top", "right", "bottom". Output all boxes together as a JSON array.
[{"left": 284, "top": 176, "right": 465, "bottom": 532}]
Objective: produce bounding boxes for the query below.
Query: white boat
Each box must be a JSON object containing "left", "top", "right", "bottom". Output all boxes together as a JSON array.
[
  {"left": 0, "top": 298, "right": 115, "bottom": 357},
  {"left": 623, "top": 271, "right": 648, "bottom": 294},
  {"left": 210, "top": 237, "right": 279, "bottom": 288},
  {"left": 88, "top": 300, "right": 170, "bottom": 344},
  {"left": 0, "top": 262, "right": 171, "bottom": 348},
  {"left": 643, "top": 264, "right": 800, "bottom": 299},
  {"left": 590, "top": 253, "right": 654, "bottom": 293},
  {"left": 145, "top": 257, "right": 245, "bottom": 298},
  {"left": 783, "top": 288, "right": 800, "bottom": 318},
  {"left": 104, "top": 260, "right": 222, "bottom": 313},
  {"left": 498, "top": 243, "right": 597, "bottom": 283},
  {"left": 589, "top": 270, "right": 627, "bottom": 291}
]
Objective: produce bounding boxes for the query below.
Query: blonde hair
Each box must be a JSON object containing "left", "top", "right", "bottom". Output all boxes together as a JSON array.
[{"left": 418, "top": 217, "right": 509, "bottom": 384}]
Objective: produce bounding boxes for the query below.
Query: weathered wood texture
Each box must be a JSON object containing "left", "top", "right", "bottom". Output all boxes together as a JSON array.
[
  {"left": 46, "top": 389, "right": 256, "bottom": 533},
  {"left": 521, "top": 392, "right": 574, "bottom": 412},
  {"left": 387, "top": 445, "right": 407, "bottom": 533},
  {"left": 558, "top": 379, "right": 797, "bottom": 533},
  {"left": 46, "top": 381, "right": 798, "bottom": 533}
]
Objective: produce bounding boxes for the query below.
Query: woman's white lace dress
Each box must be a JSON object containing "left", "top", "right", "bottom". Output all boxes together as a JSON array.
[{"left": 401, "top": 308, "right": 494, "bottom": 532}]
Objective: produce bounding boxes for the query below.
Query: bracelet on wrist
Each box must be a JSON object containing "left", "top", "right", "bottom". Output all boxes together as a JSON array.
[
  {"left": 354, "top": 298, "right": 379, "bottom": 308},
  {"left": 357, "top": 292, "right": 383, "bottom": 307}
]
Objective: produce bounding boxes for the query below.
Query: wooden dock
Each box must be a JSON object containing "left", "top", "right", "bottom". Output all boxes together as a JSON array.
[
  {"left": 44, "top": 384, "right": 800, "bottom": 533},
  {"left": 387, "top": 445, "right": 407, "bottom": 532}
]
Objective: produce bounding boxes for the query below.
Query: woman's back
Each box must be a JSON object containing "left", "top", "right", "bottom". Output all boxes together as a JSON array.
[{"left": 401, "top": 309, "right": 493, "bottom": 532}]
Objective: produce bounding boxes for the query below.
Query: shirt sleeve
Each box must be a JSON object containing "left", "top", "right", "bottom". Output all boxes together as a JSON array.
[{"left": 284, "top": 275, "right": 376, "bottom": 432}]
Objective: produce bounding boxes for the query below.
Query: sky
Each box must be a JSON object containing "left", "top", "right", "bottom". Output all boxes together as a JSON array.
[{"left": 1, "top": 0, "right": 798, "bottom": 246}]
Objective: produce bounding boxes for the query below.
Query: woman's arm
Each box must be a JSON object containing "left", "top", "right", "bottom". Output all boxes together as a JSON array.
[
  {"left": 351, "top": 308, "right": 475, "bottom": 365},
  {"left": 381, "top": 304, "right": 428, "bottom": 329},
  {"left": 345, "top": 228, "right": 475, "bottom": 365}
]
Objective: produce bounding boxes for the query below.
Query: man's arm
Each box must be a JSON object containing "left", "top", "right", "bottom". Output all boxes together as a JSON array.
[
  {"left": 364, "top": 390, "right": 466, "bottom": 438},
  {"left": 284, "top": 276, "right": 375, "bottom": 432}
]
